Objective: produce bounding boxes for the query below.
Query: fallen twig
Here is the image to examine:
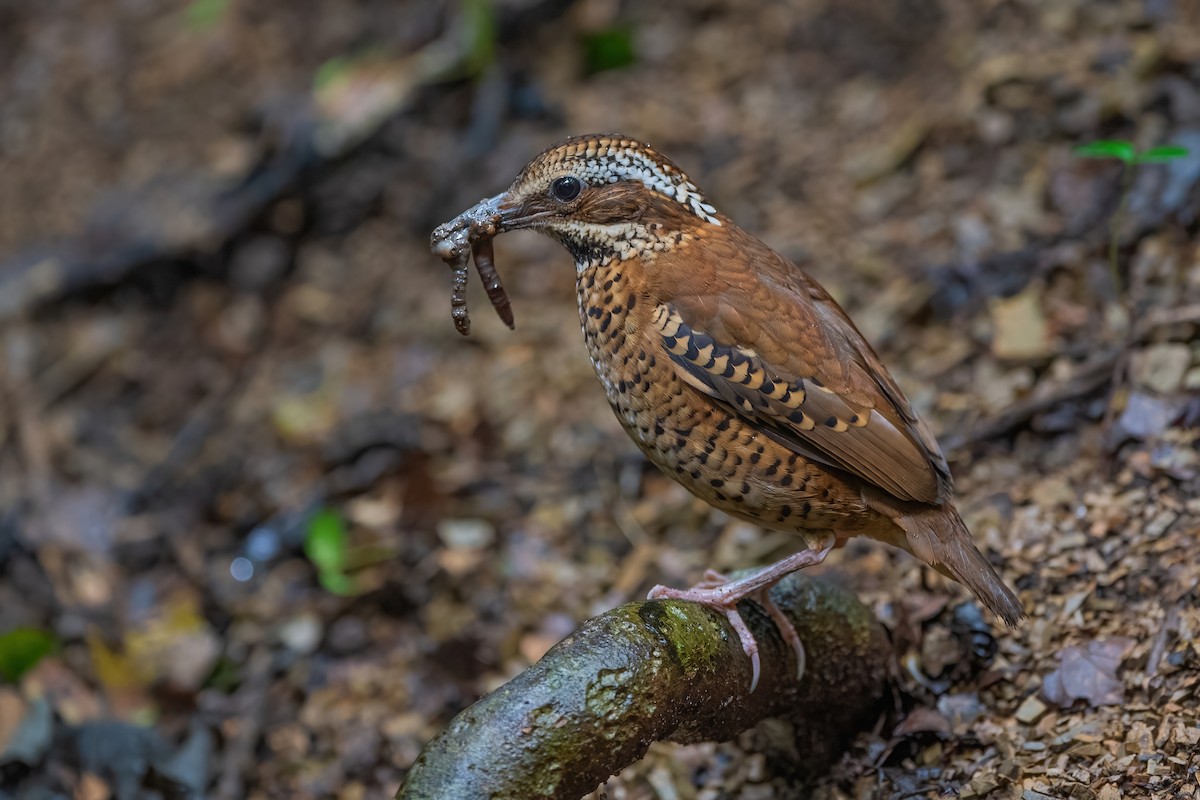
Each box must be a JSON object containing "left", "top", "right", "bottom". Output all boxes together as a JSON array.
[
  {"left": 944, "top": 352, "right": 1116, "bottom": 454},
  {"left": 946, "top": 303, "right": 1200, "bottom": 453}
]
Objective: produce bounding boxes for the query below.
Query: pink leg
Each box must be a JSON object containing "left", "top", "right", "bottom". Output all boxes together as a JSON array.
[
  {"left": 648, "top": 535, "right": 835, "bottom": 691},
  {"left": 690, "top": 572, "right": 805, "bottom": 683}
]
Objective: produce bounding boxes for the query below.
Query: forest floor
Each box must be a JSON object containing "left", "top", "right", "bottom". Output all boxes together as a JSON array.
[{"left": 1, "top": 1, "right": 1199, "bottom": 798}]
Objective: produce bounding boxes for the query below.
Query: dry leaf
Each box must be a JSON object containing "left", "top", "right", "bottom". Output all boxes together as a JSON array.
[
  {"left": 1042, "top": 638, "right": 1134, "bottom": 708},
  {"left": 990, "top": 287, "right": 1051, "bottom": 361}
]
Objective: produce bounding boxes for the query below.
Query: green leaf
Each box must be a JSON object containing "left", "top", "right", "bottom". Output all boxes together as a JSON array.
[
  {"left": 583, "top": 27, "right": 637, "bottom": 75},
  {"left": 184, "top": 0, "right": 229, "bottom": 30},
  {"left": 314, "top": 55, "right": 353, "bottom": 93},
  {"left": 461, "top": 0, "right": 497, "bottom": 77},
  {"left": 203, "top": 656, "right": 241, "bottom": 693},
  {"left": 1135, "top": 144, "right": 1190, "bottom": 163},
  {"left": 312, "top": 49, "right": 390, "bottom": 95},
  {"left": 1074, "top": 140, "right": 1136, "bottom": 163},
  {"left": 318, "top": 570, "right": 357, "bottom": 597},
  {"left": 0, "top": 628, "right": 58, "bottom": 683},
  {"left": 304, "top": 508, "right": 348, "bottom": 575}
]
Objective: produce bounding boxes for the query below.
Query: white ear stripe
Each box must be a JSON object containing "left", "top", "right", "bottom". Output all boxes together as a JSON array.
[{"left": 573, "top": 145, "right": 721, "bottom": 226}]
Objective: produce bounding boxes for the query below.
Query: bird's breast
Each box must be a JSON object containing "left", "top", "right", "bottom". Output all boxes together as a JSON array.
[
  {"left": 575, "top": 256, "right": 882, "bottom": 535},
  {"left": 577, "top": 258, "right": 656, "bottom": 436}
]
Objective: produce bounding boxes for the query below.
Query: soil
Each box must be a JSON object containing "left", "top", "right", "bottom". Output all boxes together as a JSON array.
[{"left": 1, "top": 1, "right": 1198, "bottom": 798}]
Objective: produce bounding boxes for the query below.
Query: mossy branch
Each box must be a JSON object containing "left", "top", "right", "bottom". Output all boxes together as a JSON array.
[{"left": 396, "top": 574, "right": 890, "bottom": 800}]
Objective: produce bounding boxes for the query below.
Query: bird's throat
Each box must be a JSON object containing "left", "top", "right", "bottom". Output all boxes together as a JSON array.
[{"left": 545, "top": 220, "right": 682, "bottom": 273}]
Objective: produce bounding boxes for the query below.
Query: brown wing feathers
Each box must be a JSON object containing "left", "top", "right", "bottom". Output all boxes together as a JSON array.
[
  {"left": 656, "top": 292, "right": 1025, "bottom": 624},
  {"left": 654, "top": 300, "right": 941, "bottom": 504}
]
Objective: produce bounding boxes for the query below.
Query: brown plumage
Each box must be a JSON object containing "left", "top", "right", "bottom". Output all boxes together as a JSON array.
[{"left": 431, "top": 134, "right": 1023, "bottom": 689}]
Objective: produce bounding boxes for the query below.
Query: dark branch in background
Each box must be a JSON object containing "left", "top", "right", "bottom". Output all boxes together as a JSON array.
[
  {"left": 396, "top": 574, "right": 890, "bottom": 800},
  {"left": 943, "top": 302, "right": 1200, "bottom": 454},
  {"left": 0, "top": 0, "right": 578, "bottom": 324}
]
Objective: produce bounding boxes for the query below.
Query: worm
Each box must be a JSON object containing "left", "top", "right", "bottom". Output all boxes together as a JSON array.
[
  {"left": 449, "top": 249, "right": 472, "bottom": 336},
  {"left": 472, "top": 237, "right": 514, "bottom": 329},
  {"left": 432, "top": 204, "right": 513, "bottom": 336}
]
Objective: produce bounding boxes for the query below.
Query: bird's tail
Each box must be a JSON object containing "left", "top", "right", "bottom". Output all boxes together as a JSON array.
[{"left": 872, "top": 499, "right": 1024, "bottom": 626}]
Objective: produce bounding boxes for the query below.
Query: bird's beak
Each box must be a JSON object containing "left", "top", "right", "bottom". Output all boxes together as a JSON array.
[
  {"left": 467, "top": 192, "right": 509, "bottom": 227},
  {"left": 450, "top": 191, "right": 543, "bottom": 234},
  {"left": 493, "top": 192, "right": 554, "bottom": 232},
  {"left": 430, "top": 191, "right": 552, "bottom": 261}
]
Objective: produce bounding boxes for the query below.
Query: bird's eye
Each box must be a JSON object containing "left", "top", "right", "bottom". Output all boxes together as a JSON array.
[{"left": 550, "top": 176, "right": 582, "bottom": 202}]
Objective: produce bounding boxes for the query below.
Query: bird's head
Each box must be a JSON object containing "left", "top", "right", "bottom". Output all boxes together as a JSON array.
[{"left": 466, "top": 134, "right": 722, "bottom": 263}]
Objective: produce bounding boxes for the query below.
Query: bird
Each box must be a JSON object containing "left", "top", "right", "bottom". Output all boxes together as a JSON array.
[{"left": 435, "top": 133, "right": 1023, "bottom": 690}]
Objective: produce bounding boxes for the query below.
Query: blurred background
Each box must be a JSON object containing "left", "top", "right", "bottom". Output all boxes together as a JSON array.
[{"left": 2, "top": 1, "right": 1199, "bottom": 798}]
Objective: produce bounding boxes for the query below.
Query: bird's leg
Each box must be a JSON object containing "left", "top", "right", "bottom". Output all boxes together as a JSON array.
[{"left": 648, "top": 534, "right": 836, "bottom": 692}]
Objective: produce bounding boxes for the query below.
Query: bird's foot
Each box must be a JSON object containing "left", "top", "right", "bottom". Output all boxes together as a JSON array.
[
  {"left": 647, "top": 579, "right": 767, "bottom": 691},
  {"left": 647, "top": 537, "right": 836, "bottom": 692},
  {"left": 648, "top": 578, "right": 807, "bottom": 692}
]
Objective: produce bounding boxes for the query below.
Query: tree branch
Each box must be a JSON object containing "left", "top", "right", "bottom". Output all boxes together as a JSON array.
[{"left": 396, "top": 574, "right": 890, "bottom": 800}]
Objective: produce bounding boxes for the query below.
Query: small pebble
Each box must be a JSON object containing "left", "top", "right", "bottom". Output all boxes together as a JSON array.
[
  {"left": 437, "top": 518, "right": 495, "bottom": 549},
  {"left": 279, "top": 613, "right": 323, "bottom": 655},
  {"left": 1016, "top": 694, "right": 1047, "bottom": 724}
]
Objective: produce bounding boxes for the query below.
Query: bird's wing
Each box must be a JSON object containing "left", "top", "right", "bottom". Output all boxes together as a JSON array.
[{"left": 653, "top": 246, "right": 952, "bottom": 505}]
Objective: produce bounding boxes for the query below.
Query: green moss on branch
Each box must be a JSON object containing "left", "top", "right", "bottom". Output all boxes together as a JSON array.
[{"left": 397, "top": 574, "right": 889, "bottom": 800}]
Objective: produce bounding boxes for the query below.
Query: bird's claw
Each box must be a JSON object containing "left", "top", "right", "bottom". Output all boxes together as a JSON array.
[{"left": 648, "top": 580, "right": 808, "bottom": 693}]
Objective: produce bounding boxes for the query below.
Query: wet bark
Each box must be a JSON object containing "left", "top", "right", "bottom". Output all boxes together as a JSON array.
[{"left": 396, "top": 573, "right": 890, "bottom": 800}]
